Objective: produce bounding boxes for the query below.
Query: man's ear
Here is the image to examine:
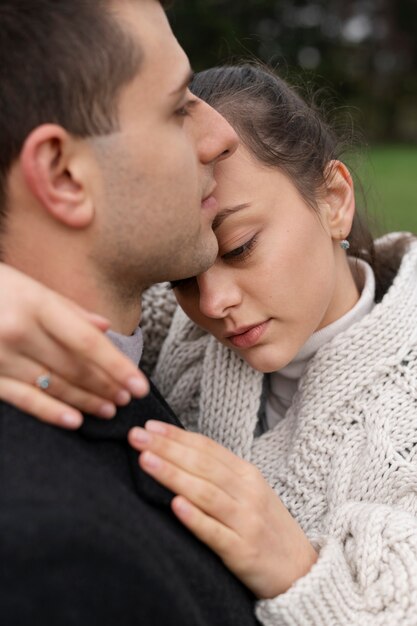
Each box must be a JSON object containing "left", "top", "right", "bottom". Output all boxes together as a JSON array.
[
  {"left": 20, "top": 124, "right": 94, "bottom": 229},
  {"left": 321, "top": 160, "right": 355, "bottom": 241}
]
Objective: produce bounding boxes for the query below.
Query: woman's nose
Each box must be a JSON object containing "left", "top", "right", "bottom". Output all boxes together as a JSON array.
[{"left": 197, "top": 269, "right": 241, "bottom": 319}]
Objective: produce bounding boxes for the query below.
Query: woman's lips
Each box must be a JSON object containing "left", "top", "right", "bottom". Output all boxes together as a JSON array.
[{"left": 227, "top": 320, "right": 270, "bottom": 349}]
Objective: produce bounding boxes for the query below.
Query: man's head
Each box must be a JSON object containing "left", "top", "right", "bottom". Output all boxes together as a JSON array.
[{"left": 1, "top": 0, "right": 237, "bottom": 328}]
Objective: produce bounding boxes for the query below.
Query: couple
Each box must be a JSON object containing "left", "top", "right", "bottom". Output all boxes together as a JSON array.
[{"left": 2, "top": 1, "right": 417, "bottom": 625}]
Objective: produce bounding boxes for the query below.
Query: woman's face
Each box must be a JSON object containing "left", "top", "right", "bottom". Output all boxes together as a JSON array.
[{"left": 174, "top": 145, "right": 356, "bottom": 372}]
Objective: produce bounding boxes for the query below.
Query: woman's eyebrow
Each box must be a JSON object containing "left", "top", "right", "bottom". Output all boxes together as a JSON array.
[{"left": 212, "top": 203, "right": 251, "bottom": 231}]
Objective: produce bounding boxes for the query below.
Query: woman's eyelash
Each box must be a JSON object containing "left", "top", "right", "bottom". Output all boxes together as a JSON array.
[
  {"left": 167, "top": 236, "right": 257, "bottom": 290},
  {"left": 222, "top": 235, "right": 258, "bottom": 262}
]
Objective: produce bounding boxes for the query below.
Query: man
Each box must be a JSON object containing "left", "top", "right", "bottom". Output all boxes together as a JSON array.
[{"left": 0, "top": 1, "right": 259, "bottom": 624}]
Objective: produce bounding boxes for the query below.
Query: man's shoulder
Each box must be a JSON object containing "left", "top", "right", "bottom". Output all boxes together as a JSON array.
[
  {"left": 0, "top": 397, "right": 180, "bottom": 538},
  {"left": 0, "top": 399, "right": 79, "bottom": 470},
  {"left": 0, "top": 400, "right": 135, "bottom": 519},
  {"left": 0, "top": 398, "right": 95, "bottom": 464},
  {"left": 0, "top": 398, "right": 174, "bottom": 565},
  {"left": 0, "top": 400, "right": 260, "bottom": 626}
]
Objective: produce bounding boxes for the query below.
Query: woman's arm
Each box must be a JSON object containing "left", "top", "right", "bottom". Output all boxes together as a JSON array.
[
  {"left": 0, "top": 263, "right": 148, "bottom": 428},
  {"left": 256, "top": 501, "right": 417, "bottom": 626}
]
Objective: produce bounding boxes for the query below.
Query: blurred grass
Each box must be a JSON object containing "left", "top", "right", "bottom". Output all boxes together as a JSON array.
[{"left": 363, "top": 146, "right": 417, "bottom": 235}]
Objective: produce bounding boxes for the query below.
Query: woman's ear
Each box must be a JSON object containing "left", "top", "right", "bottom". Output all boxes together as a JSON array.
[
  {"left": 20, "top": 124, "right": 94, "bottom": 229},
  {"left": 322, "top": 160, "right": 355, "bottom": 241}
]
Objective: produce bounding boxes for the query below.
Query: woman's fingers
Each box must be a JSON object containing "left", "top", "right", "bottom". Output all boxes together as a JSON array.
[
  {"left": 1, "top": 353, "right": 118, "bottom": 419},
  {"left": 0, "top": 349, "right": 122, "bottom": 426},
  {"left": 139, "top": 448, "right": 240, "bottom": 527},
  {"left": 0, "top": 264, "right": 148, "bottom": 425},
  {"left": 131, "top": 420, "right": 248, "bottom": 474},
  {"left": 2, "top": 326, "right": 132, "bottom": 408},
  {"left": 171, "top": 496, "right": 240, "bottom": 559},
  {"left": 0, "top": 377, "right": 83, "bottom": 429},
  {"left": 39, "top": 371, "right": 117, "bottom": 419},
  {"left": 130, "top": 425, "right": 318, "bottom": 600},
  {"left": 39, "top": 293, "right": 149, "bottom": 397},
  {"left": 130, "top": 425, "right": 257, "bottom": 534},
  {"left": 72, "top": 307, "right": 111, "bottom": 332},
  {"left": 129, "top": 424, "right": 247, "bottom": 497},
  {"left": 9, "top": 328, "right": 128, "bottom": 404}
]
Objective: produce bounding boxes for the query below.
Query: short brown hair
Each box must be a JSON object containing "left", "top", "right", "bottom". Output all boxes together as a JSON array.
[{"left": 0, "top": 0, "right": 143, "bottom": 221}]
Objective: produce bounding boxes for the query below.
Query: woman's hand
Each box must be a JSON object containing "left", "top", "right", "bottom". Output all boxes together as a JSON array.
[
  {"left": 129, "top": 421, "right": 318, "bottom": 599},
  {"left": 0, "top": 264, "right": 149, "bottom": 428}
]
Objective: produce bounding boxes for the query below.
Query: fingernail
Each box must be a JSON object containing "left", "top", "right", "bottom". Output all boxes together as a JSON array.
[
  {"left": 142, "top": 451, "right": 161, "bottom": 470},
  {"left": 98, "top": 402, "right": 116, "bottom": 419},
  {"left": 131, "top": 427, "right": 151, "bottom": 444},
  {"left": 173, "top": 497, "right": 191, "bottom": 517},
  {"left": 61, "top": 413, "right": 83, "bottom": 428},
  {"left": 115, "top": 390, "right": 131, "bottom": 405},
  {"left": 126, "top": 376, "right": 149, "bottom": 397},
  {"left": 145, "top": 420, "right": 167, "bottom": 435}
]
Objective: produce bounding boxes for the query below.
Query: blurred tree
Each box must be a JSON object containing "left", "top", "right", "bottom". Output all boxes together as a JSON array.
[{"left": 168, "top": 0, "right": 417, "bottom": 142}]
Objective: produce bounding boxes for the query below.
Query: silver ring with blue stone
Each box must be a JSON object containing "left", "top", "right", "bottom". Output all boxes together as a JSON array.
[{"left": 35, "top": 373, "right": 51, "bottom": 391}]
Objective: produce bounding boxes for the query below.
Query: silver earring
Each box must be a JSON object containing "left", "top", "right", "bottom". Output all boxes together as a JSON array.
[{"left": 340, "top": 239, "right": 350, "bottom": 250}]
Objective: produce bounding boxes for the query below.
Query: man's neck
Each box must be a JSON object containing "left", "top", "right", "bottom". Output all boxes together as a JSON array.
[{"left": 5, "top": 238, "right": 143, "bottom": 336}]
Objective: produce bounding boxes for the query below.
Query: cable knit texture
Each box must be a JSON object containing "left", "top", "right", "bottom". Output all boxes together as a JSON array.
[
  {"left": 141, "top": 237, "right": 417, "bottom": 625},
  {"left": 140, "top": 284, "right": 178, "bottom": 376}
]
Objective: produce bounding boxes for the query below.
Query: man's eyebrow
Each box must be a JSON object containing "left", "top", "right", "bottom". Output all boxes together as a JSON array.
[
  {"left": 169, "top": 68, "right": 195, "bottom": 96},
  {"left": 212, "top": 203, "right": 251, "bottom": 231}
]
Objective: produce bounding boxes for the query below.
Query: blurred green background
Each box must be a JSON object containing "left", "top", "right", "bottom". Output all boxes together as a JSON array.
[
  {"left": 168, "top": 0, "right": 417, "bottom": 234},
  {"left": 367, "top": 146, "right": 417, "bottom": 234}
]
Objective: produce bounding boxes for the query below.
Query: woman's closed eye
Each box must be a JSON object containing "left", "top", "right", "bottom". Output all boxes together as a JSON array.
[
  {"left": 222, "top": 235, "right": 258, "bottom": 263},
  {"left": 168, "top": 236, "right": 258, "bottom": 290}
]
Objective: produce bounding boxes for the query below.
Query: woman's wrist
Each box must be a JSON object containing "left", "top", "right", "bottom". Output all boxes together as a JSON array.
[{"left": 259, "top": 534, "right": 318, "bottom": 599}]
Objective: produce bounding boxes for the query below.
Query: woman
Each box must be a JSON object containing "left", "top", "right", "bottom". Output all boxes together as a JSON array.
[
  {"left": 2, "top": 64, "right": 417, "bottom": 624},
  {"left": 127, "top": 66, "right": 417, "bottom": 625}
]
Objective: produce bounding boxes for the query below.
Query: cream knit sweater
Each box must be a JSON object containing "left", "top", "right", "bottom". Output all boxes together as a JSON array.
[{"left": 141, "top": 238, "right": 417, "bottom": 626}]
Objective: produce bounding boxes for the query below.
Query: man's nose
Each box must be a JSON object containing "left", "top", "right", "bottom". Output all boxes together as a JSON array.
[{"left": 197, "top": 100, "right": 239, "bottom": 166}]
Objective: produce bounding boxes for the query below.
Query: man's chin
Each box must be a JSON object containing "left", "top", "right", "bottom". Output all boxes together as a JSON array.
[
  {"left": 152, "top": 237, "right": 218, "bottom": 285},
  {"left": 188, "top": 244, "right": 217, "bottom": 276}
]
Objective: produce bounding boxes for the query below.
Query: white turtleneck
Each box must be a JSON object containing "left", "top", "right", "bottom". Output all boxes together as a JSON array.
[{"left": 265, "top": 259, "right": 376, "bottom": 430}]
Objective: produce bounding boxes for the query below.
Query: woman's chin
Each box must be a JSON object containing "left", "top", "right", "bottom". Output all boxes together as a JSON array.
[{"left": 238, "top": 345, "right": 293, "bottom": 374}]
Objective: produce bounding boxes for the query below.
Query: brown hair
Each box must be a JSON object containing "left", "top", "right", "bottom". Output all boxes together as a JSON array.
[
  {"left": 0, "top": 0, "right": 146, "bottom": 223},
  {"left": 191, "top": 63, "right": 412, "bottom": 302}
]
